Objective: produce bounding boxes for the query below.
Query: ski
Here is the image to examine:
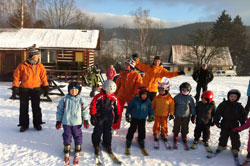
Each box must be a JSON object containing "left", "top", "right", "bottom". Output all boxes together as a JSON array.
[
  {"left": 64, "top": 156, "right": 70, "bottom": 166},
  {"left": 163, "top": 140, "right": 172, "bottom": 149},
  {"left": 125, "top": 148, "right": 131, "bottom": 155},
  {"left": 107, "top": 152, "right": 122, "bottom": 164},
  {"left": 233, "top": 154, "right": 243, "bottom": 166},
  {"left": 183, "top": 142, "right": 189, "bottom": 151},
  {"left": 94, "top": 154, "right": 102, "bottom": 166},
  {"left": 154, "top": 140, "right": 160, "bottom": 149}
]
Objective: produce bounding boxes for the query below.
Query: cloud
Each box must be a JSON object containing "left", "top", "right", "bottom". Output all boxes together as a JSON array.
[{"left": 89, "top": 12, "right": 192, "bottom": 28}]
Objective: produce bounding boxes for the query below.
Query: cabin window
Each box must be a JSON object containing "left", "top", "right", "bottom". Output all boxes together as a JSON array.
[{"left": 41, "top": 50, "right": 56, "bottom": 63}]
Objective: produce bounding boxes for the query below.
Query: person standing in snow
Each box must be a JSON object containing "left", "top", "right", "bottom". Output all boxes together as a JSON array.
[
  {"left": 152, "top": 78, "right": 175, "bottom": 142},
  {"left": 244, "top": 80, "right": 250, "bottom": 118},
  {"left": 190, "top": 90, "right": 216, "bottom": 150},
  {"left": 90, "top": 80, "right": 120, "bottom": 154},
  {"left": 192, "top": 64, "right": 214, "bottom": 102},
  {"left": 173, "top": 82, "right": 196, "bottom": 147},
  {"left": 132, "top": 54, "right": 185, "bottom": 101},
  {"left": 215, "top": 89, "right": 246, "bottom": 157},
  {"left": 12, "top": 47, "right": 49, "bottom": 132},
  {"left": 125, "top": 87, "right": 154, "bottom": 150},
  {"left": 106, "top": 65, "right": 117, "bottom": 81},
  {"left": 113, "top": 58, "right": 143, "bottom": 130},
  {"left": 56, "top": 81, "right": 89, "bottom": 165}
]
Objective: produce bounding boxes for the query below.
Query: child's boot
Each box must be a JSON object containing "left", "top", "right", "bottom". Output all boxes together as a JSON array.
[
  {"left": 64, "top": 145, "right": 71, "bottom": 166},
  {"left": 73, "top": 145, "right": 81, "bottom": 165}
]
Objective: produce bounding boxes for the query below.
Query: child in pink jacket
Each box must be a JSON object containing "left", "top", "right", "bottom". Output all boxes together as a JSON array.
[
  {"left": 106, "top": 65, "right": 117, "bottom": 80},
  {"left": 233, "top": 118, "right": 250, "bottom": 166}
]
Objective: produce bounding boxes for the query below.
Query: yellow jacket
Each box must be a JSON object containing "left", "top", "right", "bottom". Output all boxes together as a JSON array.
[
  {"left": 13, "top": 61, "right": 49, "bottom": 89},
  {"left": 115, "top": 70, "right": 143, "bottom": 103},
  {"left": 136, "top": 59, "right": 179, "bottom": 92},
  {"left": 152, "top": 94, "right": 175, "bottom": 117}
]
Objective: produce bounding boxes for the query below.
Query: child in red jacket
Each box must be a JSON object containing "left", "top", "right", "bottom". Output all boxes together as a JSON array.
[{"left": 233, "top": 118, "right": 250, "bottom": 166}]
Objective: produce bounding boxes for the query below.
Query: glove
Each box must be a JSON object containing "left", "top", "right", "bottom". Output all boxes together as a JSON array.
[
  {"left": 216, "top": 122, "right": 221, "bottom": 128},
  {"left": 90, "top": 115, "right": 97, "bottom": 126},
  {"left": 83, "top": 120, "right": 89, "bottom": 129},
  {"left": 169, "top": 115, "right": 175, "bottom": 121},
  {"left": 178, "top": 71, "right": 185, "bottom": 75},
  {"left": 147, "top": 115, "right": 154, "bottom": 122},
  {"left": 126, "top": 114, "right": 131, "bottom": 123},
  {"left": 55, "top": 121, "right": 62, "bottom": 130},
  {"left": 113, "top": 115, "right": 119, "bottom": 124},
  {"left": 191, "top": 115, "right": 196, "bottom": 124},
  {"left": 132, "top": 53, "right": 138, "bottom": 61},
  {"left": 43, "top": 86, "right": 49, "bottom": 97},
  {"left": 12, "top": 86, "right": 19, "bottom": 96}
]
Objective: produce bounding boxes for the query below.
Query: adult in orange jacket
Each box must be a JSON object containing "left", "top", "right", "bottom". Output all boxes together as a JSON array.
[
  {"left": 133, "top": 54, "right": 185, "bottom": 101},
  {"left": 112, "top": 58, "right": 143, "bottom": 130},
  {"left": 12, "top": 48, "right": 49, "bottom": 132}
]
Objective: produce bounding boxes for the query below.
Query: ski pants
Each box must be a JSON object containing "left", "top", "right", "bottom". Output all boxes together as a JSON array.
[
  {"left": 153, "top": 116, "right": 168, "bottom": 135},
  {"left": 173, "top": 117, "right": 190, "bottom": 137},
  {"left": 194, "top": 122, "right": 210, "bottom": 142},
  {"left": 126, "top": 118, "right": 146, "bottom": 143},
  {"left": 92, "top": 117, "right": 113, "bottom": 148},
  {"left": 112, "top": 99, "right": 126, "bottom": 130},
  {"left": 218, "top": 124, "right": 241, "bottom": 151},
  {"left": 19, "top": 88, "right": 42, "bottom": 127},
  {"left": 63, "top": 125, "right": 82, "bottom": 146},
  {"left": 194, "top": 84, "right": 208, "bottom": 102}
]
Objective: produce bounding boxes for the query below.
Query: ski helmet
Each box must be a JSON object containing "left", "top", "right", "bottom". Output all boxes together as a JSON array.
[
  {"left": 227, "top": 89, "right": 241, "bottom": 101},
  {"left": 125, "top": 58, "right": 136, "bottom": 68},
  {"left": 158, "top": 77, "right": 170, "bottom": 93},
  {"left": 201, "top": 90, "right": 214, "bottom": 103},
  {"left": 179, "top": 82, "right": 192, "bottom": 92},
  {"left": 68, "top": 81, "right": 82, "bottom": 95},
  {"left": 137, "top": 86, "right": 149, "bottom": 97},
  {"left": 103, "top": 80, "right": 117, "bottom": 93}
]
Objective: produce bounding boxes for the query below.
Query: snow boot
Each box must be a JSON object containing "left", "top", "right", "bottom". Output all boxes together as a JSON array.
[
  {"left": 34, "top": 125, "right": 42, "bottom": 131},
  {"left": 20, "top": 126, "right": 29, "bottom": 132}
]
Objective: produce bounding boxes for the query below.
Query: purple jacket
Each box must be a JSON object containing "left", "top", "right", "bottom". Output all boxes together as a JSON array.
[{"left": 234, "top": 118, "right": 250, "bottom": 152}]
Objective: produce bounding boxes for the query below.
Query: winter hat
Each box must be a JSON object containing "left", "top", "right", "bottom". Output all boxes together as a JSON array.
[
  {"left": 68, "top": 81, "right": 82, "bottom": 95},
  {"left": 28, "top": 48, "right": 40, "bottom": 59},
  {"left": 154, "top": 56, "right": 160, "bottom": 60},
  {"left": 125, "top": 58, "right": 136, "bottom": 69}
]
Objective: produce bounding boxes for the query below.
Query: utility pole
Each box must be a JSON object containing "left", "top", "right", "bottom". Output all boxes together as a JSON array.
[{"left": 21, "top": 0, "right": 24, "bottom": 28}]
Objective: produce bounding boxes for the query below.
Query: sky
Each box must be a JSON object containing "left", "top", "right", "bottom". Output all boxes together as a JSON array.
[{"left": 75, "top": 0, "right": 250, "bottom": 28}]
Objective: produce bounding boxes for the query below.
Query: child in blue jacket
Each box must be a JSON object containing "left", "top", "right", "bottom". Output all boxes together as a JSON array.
[
  {"left": 125, "top": 87, "right": 154, "bottom": 150},
  {"left": 56, "top": 81, "right": 89, "bottom": 165}
]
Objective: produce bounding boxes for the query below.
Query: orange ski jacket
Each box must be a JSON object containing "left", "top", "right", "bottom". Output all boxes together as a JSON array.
[
  {"left": 152, "top": 94, "right": 175, "bottom": 117},
  {"left": 115, "top": 70, "right": 143, "bottom": 103},
  {"left": 136, "top": 59, "right": 179, "bottom": 92},
  {"left": 12, "top": 61, "right": 49, "bottom": 89}
]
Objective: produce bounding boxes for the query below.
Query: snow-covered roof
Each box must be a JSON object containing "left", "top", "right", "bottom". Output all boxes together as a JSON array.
[
  {"left": 170, "top": 45, "right": 233, "bottom": 66},
  {"left": 0, "top": 28, "right": 100, "bottom": 50}
]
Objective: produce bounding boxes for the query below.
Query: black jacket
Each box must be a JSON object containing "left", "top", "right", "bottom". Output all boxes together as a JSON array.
[
  {"left": 195, "top": 101, "right": 216, "bottom": 124},
  {"left": 192, "top": 68, "right": 214, "bottom": 85}
]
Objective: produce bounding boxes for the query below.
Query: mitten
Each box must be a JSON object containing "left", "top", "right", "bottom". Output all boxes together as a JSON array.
[
  {"left": 125, "top": 114, "right": 131, "bottom": 123},
  {"left": 147, "top": 115, "right": 154, "bottom": 122},
  {"left": 83, "top": 120, "right": 89, "bottom": 129},
  {"left": 90, "top": 115, "right": 97, "bottom": 126},
  {"left": 178, "top": 71, "right": 185, "bottom": 75},
  {"left": 56, "top": 121, "right": 62, "bottom": 130},
  {"left": 191, "top": 115, "right": 196, "bottom": 124},
  {"left": 12, "top": 86, "right": 19, "bottom": 96},
  {"left": 169, "top": 115, "right": 175, "bottom": 121}
]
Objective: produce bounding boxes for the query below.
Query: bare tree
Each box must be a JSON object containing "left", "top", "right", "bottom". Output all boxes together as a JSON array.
[
  {"left": 182, "top": 29, "right": 225, "bottom": 67},
  {"left": 38, "top": 0, "right": 77, "bottom": 28},
  {"left": 131, "top": 7, "right": 152, "bottom": 58}
]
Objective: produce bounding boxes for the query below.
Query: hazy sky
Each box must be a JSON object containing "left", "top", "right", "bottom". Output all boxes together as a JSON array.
[{"left": 75, "top": 0, "right": 250, "bottom": 28}]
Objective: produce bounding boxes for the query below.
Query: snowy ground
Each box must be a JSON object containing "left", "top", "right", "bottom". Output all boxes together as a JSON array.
[{"left": 0, "top": 75, "right": 250, "bottom": 166}]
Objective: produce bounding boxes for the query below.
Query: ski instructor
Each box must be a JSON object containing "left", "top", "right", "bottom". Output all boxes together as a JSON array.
[
  {"left": 12, "top": 46, "right": 49, "bottom": 132},
  {"left": 133, "top": 54, "right": 185, "bottom": 101}
]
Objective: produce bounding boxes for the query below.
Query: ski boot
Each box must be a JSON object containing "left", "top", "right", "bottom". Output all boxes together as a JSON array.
[
  {"left": 102, "top": 142, "right": 112, "bottom": 154},
  {"left": 73, "top": 145, "right": 81, "bottom": 166},
  {"left": 154, "top": 134, "right": 160, "bottom": 141},
  {"left": 161, "top": 134, "right": 168, "bottom": 141},
  {"left": 190, "top": 140, "right": 198, "bottom": 149},
  {"left": 215, "top": 146, "right": 226, "bottom": 153},
  {"left": 64, "top": 145, "right": 71, "bottom": 166},
  {"left": 232, "top": 149, "right": 239, "bottom": 157},
  {"left": 125, "top": 140, "right": 131, "bottom": 155}
]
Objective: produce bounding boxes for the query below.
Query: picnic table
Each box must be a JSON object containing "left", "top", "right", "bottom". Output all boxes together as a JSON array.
[{"left": 9, "top": 76, "right": 66, "bottom": 102}]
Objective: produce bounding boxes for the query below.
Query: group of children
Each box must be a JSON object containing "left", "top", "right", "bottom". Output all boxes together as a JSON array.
[{"left": 55, "top": 77, "right": 250, "bottom": 166}]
